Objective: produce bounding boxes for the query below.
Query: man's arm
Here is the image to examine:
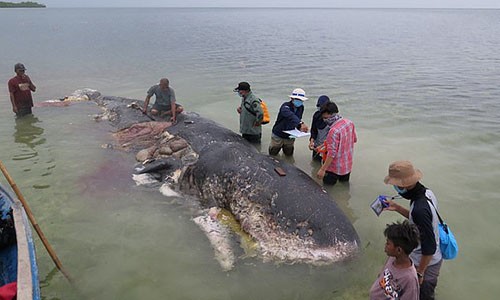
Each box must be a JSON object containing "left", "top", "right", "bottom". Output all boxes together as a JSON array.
[
  {"left": 170, "top": 88, "right": 177, "bottom": 122},
  {"left": 412, "top": 203, "right": 438, "bottom": 282},
  {"left": 280, "top": 105, "right": 301, "bottom": 128},
  {"left": 353, "top": 124, "right": 357, "bottom": 143},
  {"left": 317, "top": 156, "right": 333, "bottom": 179},
  {"left": 9, "top": 92, "right": 18, "bottom": 113},
  {"left": 384, "top": 201, "right": 410, "bottom": 218},
  {"left": 309, "top": 113, "right": 319, "bottom": 149},
  {"left": 170, "top": 99, "right": 176, "bottom": 122},
  {"left": 416, "top": 255, "right": 433, "bottom": 285},
  {"left": 25, "top": 75, "right": 36, "bottom": 92},
  {"left": 143, "top": 95, "right": 151, "bottom": 112}
]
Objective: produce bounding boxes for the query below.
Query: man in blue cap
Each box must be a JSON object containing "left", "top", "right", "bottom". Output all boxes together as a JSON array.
[
  {"left": 8, "top": 63, "right": 36, "bottom": 117},
  {"left": 308, "top": 95, "right": 331, "bottom": 161}
]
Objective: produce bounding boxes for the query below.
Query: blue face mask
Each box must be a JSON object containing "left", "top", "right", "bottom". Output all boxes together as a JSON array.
[
  {"left": 393, "top": 185, "right": 407, "bottom": 194},
  {"left": 293, "top": 99, "right": 303, "bottom": 107}
]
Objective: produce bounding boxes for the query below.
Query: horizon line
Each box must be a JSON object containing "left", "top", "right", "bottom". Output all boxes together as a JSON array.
[{"left": 36, "top": 6, "right": 500, "bottom": 9}]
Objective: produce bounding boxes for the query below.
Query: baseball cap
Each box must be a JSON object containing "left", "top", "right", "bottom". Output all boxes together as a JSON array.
[{"left": 14, "top": 63, "right": 26, "bottom": 71}]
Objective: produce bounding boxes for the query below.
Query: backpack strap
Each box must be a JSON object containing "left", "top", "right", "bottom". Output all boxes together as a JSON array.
[
  {"left": 426, "top": 199, "right": 445, "bottom": 225},
  {"left": 243, "top": 98, "right": 260, "bottom": 116}
]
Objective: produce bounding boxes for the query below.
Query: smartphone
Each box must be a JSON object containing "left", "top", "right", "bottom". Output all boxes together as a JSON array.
[
  {"left": 370, "top": 195, "right": 388, "bottom": 216},
  {"left": 184, "top": 120, "right": 194, "bottom": 124}
]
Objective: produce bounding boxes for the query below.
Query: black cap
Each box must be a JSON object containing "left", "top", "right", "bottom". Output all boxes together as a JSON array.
[
  {"left": 316, "top": 95, "right": 330, "bottom": 107},
  {"left": 14, "top": 63, "right": 26, "bottom": 71},
  {"left": 234, "top": 82, "right": 250, "bottom": 92}
]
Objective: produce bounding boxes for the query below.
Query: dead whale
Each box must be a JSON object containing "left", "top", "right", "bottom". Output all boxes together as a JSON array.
[{"left": 83, "top": 92, "right": 360, "bottom": 270}]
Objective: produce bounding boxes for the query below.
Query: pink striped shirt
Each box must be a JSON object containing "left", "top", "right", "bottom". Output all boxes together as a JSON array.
[{"left": 325, "top": 118, "right": 357, "bottom": 175}]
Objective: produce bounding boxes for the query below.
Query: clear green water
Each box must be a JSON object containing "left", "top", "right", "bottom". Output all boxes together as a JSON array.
[{"left": 0, "top": 7, "right": 499, "bottom": 299}]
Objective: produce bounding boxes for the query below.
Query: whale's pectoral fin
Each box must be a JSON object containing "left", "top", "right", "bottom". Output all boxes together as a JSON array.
[
  {"left": 193, "top": 208, "right": 236, "bottom": 272},
  {"left": 193, "top": 207, "right": 260, "bottom": 271}
]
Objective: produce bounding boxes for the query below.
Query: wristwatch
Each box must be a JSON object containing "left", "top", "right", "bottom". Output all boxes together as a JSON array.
[{"left": 417, "top": 272, "right": 423, "bottom": 279}]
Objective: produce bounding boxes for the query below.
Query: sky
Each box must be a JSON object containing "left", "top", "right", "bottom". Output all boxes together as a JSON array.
[{"left": 31, "top": 0, "right": 500, "bottom": 9}]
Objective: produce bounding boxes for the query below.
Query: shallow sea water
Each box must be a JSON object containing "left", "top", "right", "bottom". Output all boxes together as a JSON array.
[{"left": 0, "top": 7, "right": 499, "bottom": 299}]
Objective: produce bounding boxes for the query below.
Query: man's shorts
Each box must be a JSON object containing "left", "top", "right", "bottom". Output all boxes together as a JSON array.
[{"left": 152, "top": 103, "right": 182, "bottom": 113}]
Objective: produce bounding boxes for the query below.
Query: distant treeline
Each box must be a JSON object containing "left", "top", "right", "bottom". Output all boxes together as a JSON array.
[{"left": 0, "top": 1, "right": 46, "bottom": 7}]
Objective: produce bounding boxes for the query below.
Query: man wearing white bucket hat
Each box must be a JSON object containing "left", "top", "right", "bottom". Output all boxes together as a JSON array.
[{"left": 269, "top": 88, "right": 309, "bottom": 156}]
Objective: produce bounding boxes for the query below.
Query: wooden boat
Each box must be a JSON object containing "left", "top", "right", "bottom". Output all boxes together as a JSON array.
[{"left": 0, "top": 184, "right": 40, "bottom": 300}]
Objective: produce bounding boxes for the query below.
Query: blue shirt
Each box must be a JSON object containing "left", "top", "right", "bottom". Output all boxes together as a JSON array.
[{"left": 271, "top": 101, "right": 304, "bottom": 139}]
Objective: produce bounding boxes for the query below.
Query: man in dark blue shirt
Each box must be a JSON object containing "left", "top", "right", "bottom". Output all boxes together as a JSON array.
[
  {"left": 269, "top": 88, "right": 309, "bottom": 156},
  {"left": 308, "top": 95, "right": 331, "bottom": 161},
  {"left": 383, "top": 161, "right": 443, "bottom": 300}
]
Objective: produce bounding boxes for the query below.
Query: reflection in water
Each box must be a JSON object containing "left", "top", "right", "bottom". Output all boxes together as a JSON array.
[
  {"left": 327, "top": 182, "right": 356, "bottom": 223},
  {"left": 13, "top": 115, "right": 45, "bottom": 161},
  {"left": 309, "top": 159, "right": 356, "bottom": 222},
  {"left": 12, "top": 116, "right": 53, "bottom": 189}
]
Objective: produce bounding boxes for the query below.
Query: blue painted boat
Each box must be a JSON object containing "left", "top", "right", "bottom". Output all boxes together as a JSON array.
[{"left": 0, "top": 184, "right": 40, "bottom": 300}]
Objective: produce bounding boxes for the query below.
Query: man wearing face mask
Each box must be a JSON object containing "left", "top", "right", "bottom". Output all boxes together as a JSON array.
[
  {"left": 268, "top": 88, "right": 309, "bottom": 156},
  {"left": 309, "top": 95, "right": 331, "bottom": 161},
  {"left": 316, "top": 102, "right": 357, "bottom": 185},
  {"left": 234, "top": 82, "right": 263, "bottom": 144},
  {"left": 383, "top": 161, "right": 443, "bottom": 300}
]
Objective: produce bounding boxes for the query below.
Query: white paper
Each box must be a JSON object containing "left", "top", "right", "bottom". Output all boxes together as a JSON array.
[{"left": 283, "top": 129, "right": 311, "bottom": 138}]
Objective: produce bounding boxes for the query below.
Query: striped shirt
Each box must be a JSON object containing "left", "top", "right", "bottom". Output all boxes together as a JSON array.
[{"left": 325, "top": 118, "right": 357, "bottom": 175}]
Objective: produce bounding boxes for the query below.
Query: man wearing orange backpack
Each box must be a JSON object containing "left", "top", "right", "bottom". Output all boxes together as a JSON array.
[{"left": 234, "top": 82, "right": 264, "bottom": 144}]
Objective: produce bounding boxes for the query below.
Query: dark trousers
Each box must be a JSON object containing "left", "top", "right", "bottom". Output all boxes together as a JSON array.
[
  {"left": 419, "top": 259, "right": 443, "bottom": 300},
  {"left": 16, "top": 107, "right": 32, "bottom": 117},
  {"left": 323, "top": 171, "right": 350, "bottom": 186},
  {"left": 312, "top": 150, "right": 322, "bottom": 162},
  {"left": 242, "top": 133, "right": 261, "bottom": 144}
]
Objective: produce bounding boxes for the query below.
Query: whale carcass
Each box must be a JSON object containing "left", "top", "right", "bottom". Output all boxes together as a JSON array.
[{"left": 84, "top": 93, "right": 360, "bottom": 270}]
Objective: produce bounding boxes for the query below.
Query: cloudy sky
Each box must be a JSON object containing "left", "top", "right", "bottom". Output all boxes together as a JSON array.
[{"left": 36, "top": 0, "right": 500, "bottom": 8}]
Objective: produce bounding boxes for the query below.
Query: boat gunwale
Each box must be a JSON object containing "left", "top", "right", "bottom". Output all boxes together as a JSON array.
[{"left": 0, "top": 184, "right": 40, "bottom": 300}]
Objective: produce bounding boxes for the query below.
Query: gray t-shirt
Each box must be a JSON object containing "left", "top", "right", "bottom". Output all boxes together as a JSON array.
[
  {"left": 369, "top": 257, "right": 419, "bottom": 300},
  {"left": 147, "top": 85, "right": 176, "bottom": 108}
]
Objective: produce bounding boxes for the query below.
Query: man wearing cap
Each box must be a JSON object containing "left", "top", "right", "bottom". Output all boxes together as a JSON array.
[
  {"left": 316, "top": 102, "right": 357, "bottom": 185},
  {"left": 269, "top": 88, "right": 309, "bottom": 156},
  {"left": 383, "top": 161, "right": 443, "bottom": 300},
  {"left": 8, "top": 63, "right": 36, "bottom": 117},
  {"left": 143, "top": 78, "right": 183, "bottom": 122},
  {"left": 234, "top": 82, "right": 264, "bottom": 144},
  {"left": 309, "top": 95, "right": 331, "bottom": 161}
]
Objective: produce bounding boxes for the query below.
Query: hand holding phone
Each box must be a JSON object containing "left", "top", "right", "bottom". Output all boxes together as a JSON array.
[{"left": 370, "top": 195, "right": 389, "bottom": 216}]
